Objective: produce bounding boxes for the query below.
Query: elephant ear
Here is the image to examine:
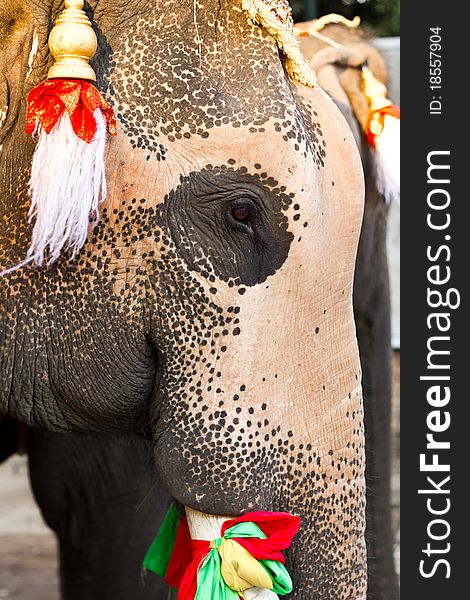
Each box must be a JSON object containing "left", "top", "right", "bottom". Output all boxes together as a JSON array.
[
  {"left": 0, "top": 0, "right": 117, "bottom": 275},
  {"left": 0, "top": 0, "right": 30, "bottom": 143}
]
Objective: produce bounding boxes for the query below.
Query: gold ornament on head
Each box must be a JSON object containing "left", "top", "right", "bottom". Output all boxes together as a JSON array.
[
  {"left": 47, "top": 0, "right": 97, "bottom": 81},
  {"left": 362, "top": 66, "right": 391, "bottom": 113}
]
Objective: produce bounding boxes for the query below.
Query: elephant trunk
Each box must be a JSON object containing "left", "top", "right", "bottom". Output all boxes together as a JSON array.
[
  {"left": 151, "top": 161, "right": 367, "bottom": 598},
  {"left": 179, "top": 447, "right": 367, "bottom": 600},
  {"left": 154, "top": 371, "right": 367, "bottom": 599}
]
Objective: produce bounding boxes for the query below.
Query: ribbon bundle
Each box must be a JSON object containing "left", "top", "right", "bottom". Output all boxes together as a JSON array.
[{"left": 144, "top": 504, "right": 300, "bottom": 599}]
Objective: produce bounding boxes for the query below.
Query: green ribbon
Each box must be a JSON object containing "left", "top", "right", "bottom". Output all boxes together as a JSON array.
[
  {"left": 196, "top": 546, "right": 239, "bottom": 600},
  {"left": 143, "top": 505, "right": 293, "bottom": 598},
  {"left": 260, "top": 560, "right": 292, "bottom": 595},
  {"left": 143, "top": 503, "right": 179, "bottom": 577}
]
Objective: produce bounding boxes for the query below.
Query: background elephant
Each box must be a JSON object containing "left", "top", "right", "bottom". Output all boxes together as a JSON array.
[
  {"left": 296, "top": 20, "right": 399, "bottom": 600},
  {"left": 1, "top": 2, "right": 367, "bottom": 599}
]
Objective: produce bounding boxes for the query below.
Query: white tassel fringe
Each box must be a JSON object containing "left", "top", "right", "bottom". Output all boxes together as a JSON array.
[
  {"left": 374, "top": 115, "right": 400, "bottom": 205},
  {"left": 27, "top": 108, "right": 107, "bottom": 265}
]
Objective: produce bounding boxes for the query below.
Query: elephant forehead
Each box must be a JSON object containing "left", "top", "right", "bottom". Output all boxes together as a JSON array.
[
  {"left": 103, "top": 0, "right": 314, "bottom": 162},
  {"left": 105, "top": 81, "right": 361, "bottom": 240},
  {"left": 107, "top": 121, "right": 323, "bottom": 206}
]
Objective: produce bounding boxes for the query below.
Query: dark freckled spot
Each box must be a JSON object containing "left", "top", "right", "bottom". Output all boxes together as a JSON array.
[
  {"left": 209, "top": 287, "right": 217, "bottom": 294},
  {"left": 238, "top": 288, "right": 246, "bottom": 295},
  {"left": 293, "top": 214, "right": 300, "bottom": 221},
  {"left": 232, "top": 327, "right": 241, "bottom": 336},
  {"left": 303, "top": 222, "right": 308, "bottom": 228},
  {"left": 315, "top": 327, "right": 320, "bottom": 334},
  {"left": 240, "top": 385, "right": 246, "bottom": 391}
]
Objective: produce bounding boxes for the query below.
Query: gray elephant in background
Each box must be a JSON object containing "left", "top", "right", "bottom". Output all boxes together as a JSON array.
[{"left": 296, "top": 19, "right": 398, "bottom": 600}]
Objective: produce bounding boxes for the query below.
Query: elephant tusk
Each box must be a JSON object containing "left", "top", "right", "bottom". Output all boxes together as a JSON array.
[
  {"left": 185, "top": 506, "right": 229, "bottom": 540},
  {"left": 244, "top": 587, "right": 279, "bottom": 599}
]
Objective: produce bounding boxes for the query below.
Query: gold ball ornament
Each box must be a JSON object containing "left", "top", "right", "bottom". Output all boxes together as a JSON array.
[{"left": 47, "top": 0, "right": 97, "bottom": 81}]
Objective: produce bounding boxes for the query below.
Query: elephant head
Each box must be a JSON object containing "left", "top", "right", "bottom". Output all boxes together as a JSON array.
[{"left": 0, "top": 1, "right": 366, "bottom": 598}]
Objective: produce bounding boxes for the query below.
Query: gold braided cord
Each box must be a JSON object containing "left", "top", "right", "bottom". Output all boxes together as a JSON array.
[
  {"left": 309, "top": 13, "right": 361, "bottom": 33},
  {"left": 294, "top": 13, "right": 361, "bottom": 41},
  {"left": 242, "top": 0, "right": 317, "bottom": 87}
]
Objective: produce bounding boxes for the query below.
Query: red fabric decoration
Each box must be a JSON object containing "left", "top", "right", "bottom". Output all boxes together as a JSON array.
[
  {"left": 365, "top": 104, "right": 400, "bottom": 147},
  {"left": 174, "top": 511, "right": 300, "bottom": 599},
  {"left": 25, "top": 78, "right": 117, "bottom": 143},
  {"left": 177, "top": 540, "right": 212, "bottom": 600},
  {"left": 221, "top": 511, "right": 301, "bottom": 564},
  {"left": 165, "top": 516, "right": 193, "bottom": 590}
]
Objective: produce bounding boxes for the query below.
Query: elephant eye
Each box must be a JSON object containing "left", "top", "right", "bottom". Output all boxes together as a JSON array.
[
  {"left": 228, "top": 199, "right": 258, "bottom": 232},
  {"left": 231, "top": 206, "right": 251, "bottom": 224}
]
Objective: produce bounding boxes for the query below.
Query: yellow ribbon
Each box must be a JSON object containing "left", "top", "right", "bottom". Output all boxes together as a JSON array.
[{"left": 218, "top": 538, "right": 274, "bottom": 593}]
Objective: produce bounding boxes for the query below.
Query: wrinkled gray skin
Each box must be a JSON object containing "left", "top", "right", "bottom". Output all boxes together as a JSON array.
[
  {"left": 1, "top": 2, "right": 368, "bottom": 599},
  {"left": 28, "top": 430, "right": 171, "bottom": 600},
  {"left": 1, "top": 419, "right": 172, "bottom": 600}
]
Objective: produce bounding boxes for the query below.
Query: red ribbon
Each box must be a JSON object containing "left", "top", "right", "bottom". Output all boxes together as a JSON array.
[
  {"left": 177, "top": 539, "right": 211, "bottom": 600},
  {"left": 165, "top": 516, "right": 193, "bottom": 590},
  {"left": 365, "top": 104, "right": 400, "bottom": 147},
  {"left": 25, "top": 78, "right": 117, "bottom": 143},
  {"left": 221, "top": 511, "right": 301, "bottom": 564}
]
